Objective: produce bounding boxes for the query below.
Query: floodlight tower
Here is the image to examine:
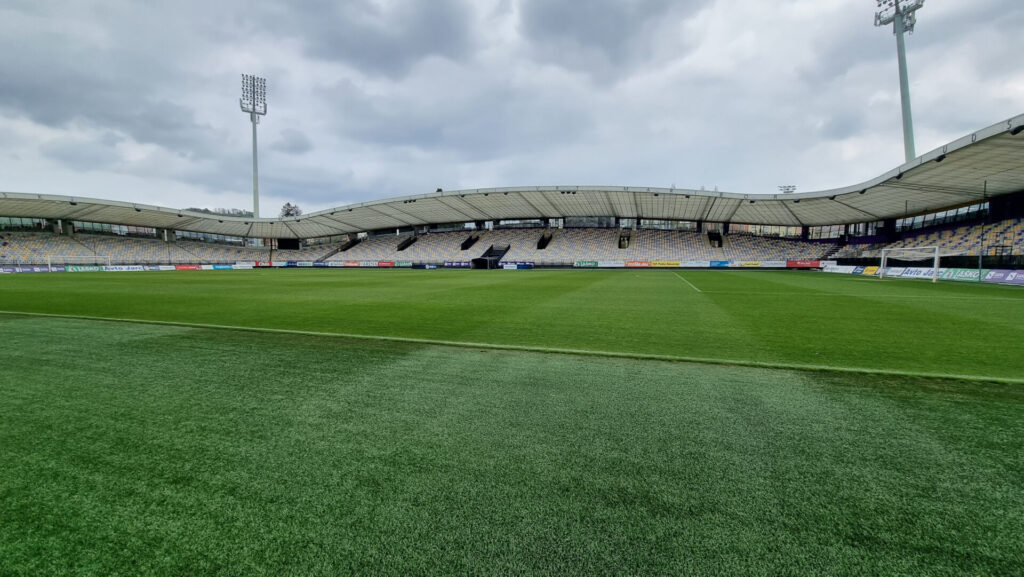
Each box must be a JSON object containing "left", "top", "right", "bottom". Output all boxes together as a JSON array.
[
  {"left": 240, "top": 74, "right": 267, "bottom": 218},
  {"left": 875, "top": 0, "right": 925, "bottom": 163}
]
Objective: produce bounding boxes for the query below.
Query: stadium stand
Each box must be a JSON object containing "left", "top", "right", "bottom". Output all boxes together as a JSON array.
[
  {"left": 724, "top": 233, "right": 836, "bottom": 261},
  {"left": 0, "top": 232, "right": 100, "bottom": 264},
  {"left": 839, "top": 217, "right": 1024, "bottom": 258}
]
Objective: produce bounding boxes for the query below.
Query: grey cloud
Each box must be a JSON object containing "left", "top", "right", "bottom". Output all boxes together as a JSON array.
[
  {"left": 271, "top": 128, "right": 313, "bottom": 155},
  {"left": 0, "top": 5, "right": 221, "bottom": 159},
  {"left": 40, "top": 136, "right": 121, "bottom": 171},
  {"left": 323, "top": 77, "right": 593, "bottom": 161},
  {"left": 252, "top": 0, "right": 476, "bottom": 79},
  {"left": 517, "top": 0, "right": 712, "bottom": 81}
]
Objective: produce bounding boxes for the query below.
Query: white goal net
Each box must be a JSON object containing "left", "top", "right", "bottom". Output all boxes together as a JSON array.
[{"left": 879, "top": 246, "right": 943, "bottom": 282}]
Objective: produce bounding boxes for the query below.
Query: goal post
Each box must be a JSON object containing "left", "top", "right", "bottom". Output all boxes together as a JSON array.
[{"left": 880, "top": 246, "right": 940, "bottom": 282}]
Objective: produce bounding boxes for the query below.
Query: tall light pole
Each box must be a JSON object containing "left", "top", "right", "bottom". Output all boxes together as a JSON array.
[
  {"left": 875, "top": 0, "right": 924, "bottom": 163},
  {"left": 240, "top": 74, "right": 267, "bottom": 218}
]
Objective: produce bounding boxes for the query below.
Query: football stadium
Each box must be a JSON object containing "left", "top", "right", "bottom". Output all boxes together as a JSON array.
[
  {"left": 3, "top": 115, "right": 1024, "bottom": 574},
  {"left": 3, "top": 3, "right": 1024, "bottom": 576}
]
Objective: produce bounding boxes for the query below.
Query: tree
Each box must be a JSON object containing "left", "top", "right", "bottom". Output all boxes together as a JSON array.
[{"left": 280, "top": 203, "right": 303, "bottom": 217}]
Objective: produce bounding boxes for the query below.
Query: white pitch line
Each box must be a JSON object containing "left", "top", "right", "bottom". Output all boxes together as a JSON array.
[{"left": 673, "top": 272, "right": 702, "bottom": 292}]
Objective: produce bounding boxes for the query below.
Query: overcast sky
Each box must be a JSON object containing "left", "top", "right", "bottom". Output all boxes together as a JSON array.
[{"left": 1, "top": 0, "right": 1021, "bottom": 215}]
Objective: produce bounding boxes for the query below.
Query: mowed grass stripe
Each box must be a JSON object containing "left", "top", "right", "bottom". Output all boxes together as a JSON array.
[
  {"left": 1, "top": 269, "right": 1021, "bottom": 379},
  {"left": 2, "top": 310, "right": 1021, "bottom": 385},
  {"left": 3, "top": 315, "right": 1024, "bottom": 576}
]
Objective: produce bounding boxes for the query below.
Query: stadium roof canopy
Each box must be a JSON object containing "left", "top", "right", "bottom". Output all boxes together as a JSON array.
[{"left": 2, "top": 114, "right": 1023, "bottom": 239}]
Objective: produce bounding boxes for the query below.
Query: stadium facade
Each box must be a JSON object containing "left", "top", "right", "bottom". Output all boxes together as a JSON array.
[{"left": 1, "top": 114, "right": 1023, "bottom": 275}]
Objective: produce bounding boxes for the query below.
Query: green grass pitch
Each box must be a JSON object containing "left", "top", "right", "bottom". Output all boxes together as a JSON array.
[{"left": 1, "top": 269, "right": 1023, "bottom": 575}]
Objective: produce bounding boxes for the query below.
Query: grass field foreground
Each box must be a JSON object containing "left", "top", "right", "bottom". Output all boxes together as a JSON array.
[{"left": 2, "top": 315, "right": 1023, "bottom": 575}]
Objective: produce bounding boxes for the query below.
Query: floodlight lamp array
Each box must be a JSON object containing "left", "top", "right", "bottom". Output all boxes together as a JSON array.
[
  {"left": 874, "top": 0, "right": 924, "bottom": 32},
  {"left": 240, "top": 74, "right": 267, "bottom": 115}
]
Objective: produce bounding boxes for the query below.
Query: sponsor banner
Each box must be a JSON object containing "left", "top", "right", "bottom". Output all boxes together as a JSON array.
[
  {"left": 175, "top": 264, "right": 202, "bottom": 271},
  {"left": 882, "top": 267, "right": 906, "bottom": 278},
  {"left": 851, "top": 266, "right": 866, "bottom": 275},
  {"left": 1, "top": 266, "right": 17, "bottom": 273},
  {"left": 444, "top": 261, "right": 471, "bottom": 268},
  {"left": 236, "top": 261, "right": 256, "bottom": 268},
  {"left": 862, "top": 266, "right": 879, "bottom": 276},
  {"left": 425, "top": 264, "right": 438, "bottom": 270},
  {"left": 821, "top": 260, "right": 838, "bottom": 267},
  {"left": 312, "top": 262, "right": 329, "bottom": 268},
  {"left": 626, "top": 260, "right": 651, "bottom": 268},
  {"left": 377, "top": 261, "right": 395, "bottom": 268},
  {"left": 651, "top": 260, "right": 681, "bottom": 268},
  {"left": 574, "top": 260, "right": 598, "bottom": 268},
  {"left": 360, "top": 261, "right": 379, "bottom": 268},
  {"left": 49, "top": 265, "right": 66, "bottom": 273},
  {"left": 984, "top": 269, "right": 1010, "bottom": 283},
  {"left": 212, "top": 264, "right": 234, "bottom": 270},
  {"left": 823, "top": 265, "right": 856, "bottom": 274},
  {"left": 343, "top": 261, "right": 360, "bottom": 268},
  {"left": 296, "top": 261, "right": 314, "bottom": 267},
  {"left": 67, "top": 265, "right": 104, "bottom": 272},
  {"left": 395, "top": 261, "right": 413, "bottom": 268},
  {"left": 516, "top": 263, "right": 534, "bottom": 270},
  {"left": 255, "top": 261, "right": 273, "bottom": 267},
  {"left": 710, "top": 261, "right": 731, "bottom": 268},
  {"left": 159, "top": 265, "right": 177, "bottom": 271},
  {"left": 901, "top": 267, "right": 934, "bottom": 279},
  {"left": 940, "top": 268, "right": 986, "bottom": 282},
  {"left": 144, "top": 265, "right": 163, "bottom": 271},
  {"left": 738, "top": 261, "right": 761, "bottom": 268},
  {"left": 200, "top": 265, "right": 216, "bottom": 271},
  {"left": 787, "top": 260, "right": 821, "bottom": 268},
  {"left": 103, "top": 265, "right": 145, "bottom": 272},
  {"left": 680, "top": 260, "right": 710, "bottom": 268},
  {"left": 1005, "top": 270, "right": 1024, "bottom": 286},
  {"left": 598, "top": 260, "right": 625, "bottom": 268},
  {"left": 761, "top": 260, "right": 787, "bottom": 268},
  {"left": 502, "top": 263, "right": 518, "bottom": 270},
  {"left": 326, "top": 261, "right": 344, "bottom": 267}
]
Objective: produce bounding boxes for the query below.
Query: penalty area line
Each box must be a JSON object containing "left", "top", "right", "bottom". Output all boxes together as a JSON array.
[
  {"left": 673, "top": 272, "right": 702, "bottom": 293},
  {"left": 2, "top": 310, "right": 1021, "bottom": 385}
]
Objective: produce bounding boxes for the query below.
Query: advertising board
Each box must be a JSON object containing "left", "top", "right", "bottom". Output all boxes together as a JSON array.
[
  {"left": 786, "top": 260, "right": 821, "bottom": 268},
  {"left": 103, "top": 265, "right": 145, "bottom": 272}
]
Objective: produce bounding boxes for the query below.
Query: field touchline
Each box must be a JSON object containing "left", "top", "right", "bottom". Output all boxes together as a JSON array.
[{"left": 673, "top": 272, "right": 702, "bottom": 293}]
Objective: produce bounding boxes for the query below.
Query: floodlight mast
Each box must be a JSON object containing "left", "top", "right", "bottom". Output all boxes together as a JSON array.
[
  {"left": 240, "top": 74, "right": 267, "bottom": 219},
  {"left": 875, "top": 0, "right": 924, "bottom": 163}
]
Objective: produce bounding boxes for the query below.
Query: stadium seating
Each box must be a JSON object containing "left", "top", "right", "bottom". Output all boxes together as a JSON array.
[
  {"left": 0, "top": 227, "right": 854, "bottom": 267},
  {"left": 724, "top": 233, "right": 835, "bottom": 261},
  {"left": 841, "top": 217, "right": 1024, "bottom": 257},
  {"left": 0, "top": 232, "right": 101, "bottom": 264}
]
